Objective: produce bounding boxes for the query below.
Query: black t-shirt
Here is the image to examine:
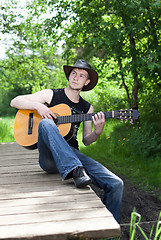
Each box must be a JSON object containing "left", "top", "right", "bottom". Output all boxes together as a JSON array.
[{"left": 48, "top": 88, "right": 91, "bottom": 149}]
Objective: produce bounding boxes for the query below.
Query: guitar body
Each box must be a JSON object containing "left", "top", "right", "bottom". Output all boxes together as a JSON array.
[{"left": 14, "top": 104, "right": 72, "bottom": 149}]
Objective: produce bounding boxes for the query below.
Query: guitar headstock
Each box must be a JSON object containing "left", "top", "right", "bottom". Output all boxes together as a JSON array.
[{"left": 115, "top": 109, "right": 139, "bottom": 120}]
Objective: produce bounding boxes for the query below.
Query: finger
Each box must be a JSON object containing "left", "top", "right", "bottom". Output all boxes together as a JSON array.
[
  {"left": 41, "top": 114, "right": 46, "bottom": 119},
  {"left": 41, "top": 113, "right": 54, "bottom": 120},
  {"left": 96, "top": 112, "right": 102, "bottom": 118},
  {"left": 47, "top": 114, "right": 53, "bottom": 120},
  {"left": 43, "top": 114, "right": 50, "bottom": 119},
  {"left": 95, "top": 112, "right": 104, "bottom": 120},
  {"left": 94, "top": 113, "right": 100, "bottom": 121},
  {"left": 49, "top": 111, "right": 57, "bottom": 119},
  {"left": 94, "top": 114, "right": 98, "bottom": 120},
  {"left": 92, "top": 115, "right": 97, "bottom": 123},
  {"left": 100, "top": 111, "right": 105, "bottom": 118}
]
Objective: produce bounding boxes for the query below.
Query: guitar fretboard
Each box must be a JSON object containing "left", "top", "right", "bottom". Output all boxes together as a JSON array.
[
  {"left": 57, "top": 111, "right": 116, "bottom": 124},
  {"left": 56, "top": 109, "right": 139, "bottom": 124}
]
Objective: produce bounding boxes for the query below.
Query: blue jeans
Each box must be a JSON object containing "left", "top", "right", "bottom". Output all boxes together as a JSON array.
[{"left": 38, "top": 119, "right": 123, "bottom": 222}]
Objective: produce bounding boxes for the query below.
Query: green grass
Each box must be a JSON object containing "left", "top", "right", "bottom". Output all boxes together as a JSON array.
[
  {"left": 129, "top": 211, "right": 161, "bottom": 240},
  {"left": 0, "top": 117, "right": 15, "bottom": 143}
]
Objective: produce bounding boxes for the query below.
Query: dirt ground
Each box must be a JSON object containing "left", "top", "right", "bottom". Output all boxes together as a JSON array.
[
  {"left": 119, "top": 176, "right": 161, "bottom": 239},
  {"left": 92, "top": 175, "right": 161, "bottom": 239}
]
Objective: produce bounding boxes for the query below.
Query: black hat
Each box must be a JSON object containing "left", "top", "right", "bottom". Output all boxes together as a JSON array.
[{"left": 63, "top": 59, "right": 98, "bottom": 91}]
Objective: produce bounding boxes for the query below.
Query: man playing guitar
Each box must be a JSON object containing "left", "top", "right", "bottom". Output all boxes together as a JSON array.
[{"left": 11, "top": 59, "right": 123, "bottom": 222}]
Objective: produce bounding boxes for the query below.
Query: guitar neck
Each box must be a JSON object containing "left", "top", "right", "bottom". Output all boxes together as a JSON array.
[{"left": 57, "top": 111, "right": 116, "bottom": 124}]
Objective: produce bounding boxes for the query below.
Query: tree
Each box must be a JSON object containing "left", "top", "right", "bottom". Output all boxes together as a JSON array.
[
  {"left": 1, "top": 0, "right": 161, "bottom": 111},
  {"left": 0, "top": 0, "right": 66, "bottom": 116},
  {"left": 0, "top": 0, "right": 61, "bottom": 92},
  {"left": 43, "top": 0, "right": 161, "bottom": 110}
]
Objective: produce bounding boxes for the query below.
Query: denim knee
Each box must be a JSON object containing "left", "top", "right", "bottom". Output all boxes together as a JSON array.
[
  {"left": 39, "top": 119, "right": 59, "bottom": 133},
  {"left": 39, "top": 159, "right": 58, "bottom": 174},
  {"left": 115, "top": 178, "right": 124, "bottom": 192},
  {"left": 105, "top": 177, "right": 124, "bottom": 194}
]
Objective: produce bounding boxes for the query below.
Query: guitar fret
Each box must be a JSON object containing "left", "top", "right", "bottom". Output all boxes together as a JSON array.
[{"left": 75, "top": 115, "right": 78, "bottom": 122}]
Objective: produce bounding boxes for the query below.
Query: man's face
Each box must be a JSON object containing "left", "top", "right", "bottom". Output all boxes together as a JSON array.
[{"left": 68, "top": 68, "right": 90, "bottom": 91}]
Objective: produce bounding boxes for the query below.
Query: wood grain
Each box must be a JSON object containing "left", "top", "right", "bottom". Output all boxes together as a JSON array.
[{"left": 0, "top": 142, "right": 120, "bottom": 239}]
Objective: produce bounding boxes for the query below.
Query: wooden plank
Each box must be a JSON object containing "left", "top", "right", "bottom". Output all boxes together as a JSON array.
[
  {"left": 0, "top": 183, "right": 93, "bottom": 195},
  {"left": 0, "top": 155, "right": 38, "bottom": 162},
  {"left": 0, "top": 183, "right": 94, "bottom": 197},
  {"left": 0, "top": 143, "right": 37, "bottom": 154},
  {"left": 0, "top": 217, "right": 120, "bottom": 239},
  {"left": 0, "top": 149, "right": 37, "bottom": 153},
  {"left": 0, "top": 207, "right": 111, "bottom": 225},
  {"left": 0, "top": 196, "right": 103, "bottom": 212},
  {"left": 0, "top": 165, "right": 40, "bottom": 173},
  {"left": 0, "top": 173, "right": 60, "bottom": 184},
  {"left": 0, "top": 188, "right": 93, "bottom": 200},
  {"left": 0, "top": 143, "right": 121, "bottom": 239}
]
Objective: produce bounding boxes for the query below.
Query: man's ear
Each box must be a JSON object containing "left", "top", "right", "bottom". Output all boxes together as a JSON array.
[{"left": 85, "top": 79, "right": 90, "bottom": 86}]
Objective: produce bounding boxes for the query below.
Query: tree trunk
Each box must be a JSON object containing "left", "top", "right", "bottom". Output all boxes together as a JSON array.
[{"left": 118, "top": 57, "right": 131, "bottom": 107}]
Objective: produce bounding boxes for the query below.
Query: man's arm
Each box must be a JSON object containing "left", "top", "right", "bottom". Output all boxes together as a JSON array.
[
  {"left": 82, "top": 105, "right": 105, "bottom": 146},
  {"left": 10, "top": 89, "right": 56, "bottom": 120}
]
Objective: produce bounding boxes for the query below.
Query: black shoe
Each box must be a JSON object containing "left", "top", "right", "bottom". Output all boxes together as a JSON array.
[{"left": 73, "top": 167, "right": 92, "bottom": 188}]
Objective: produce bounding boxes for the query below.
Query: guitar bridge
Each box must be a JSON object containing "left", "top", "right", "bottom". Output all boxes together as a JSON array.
[{"left": 28, "top": 113, "right": 33, "bottom": 135}]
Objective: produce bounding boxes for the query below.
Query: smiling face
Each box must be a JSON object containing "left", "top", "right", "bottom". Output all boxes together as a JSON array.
[{"left": 68, "top": 68, "right": 91, "bottom": 91}]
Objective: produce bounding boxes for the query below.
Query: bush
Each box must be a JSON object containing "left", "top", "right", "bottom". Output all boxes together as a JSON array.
[
  {"left": 0, "top": 117, "right": 15, "bottom": 143},
  {"left": 0, "top": 119, "right": 8, "bottom": 142},
  {"left": 0, "top": 86, "right": 30, "bottom": 117}
]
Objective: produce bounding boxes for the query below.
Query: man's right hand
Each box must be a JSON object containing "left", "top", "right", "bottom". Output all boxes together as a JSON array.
[{"left": 35, "top": 103, "right": 57, "bottom": 120}]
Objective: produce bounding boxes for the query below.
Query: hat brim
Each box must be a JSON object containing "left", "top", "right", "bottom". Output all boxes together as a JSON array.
[{"left": 63, "top": 65, "right": 98, "bottom": 91}]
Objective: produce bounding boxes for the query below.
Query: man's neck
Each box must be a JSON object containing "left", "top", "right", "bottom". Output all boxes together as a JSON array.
[{"left": 64, "top": 87, "right": 80, "bottom": 103}]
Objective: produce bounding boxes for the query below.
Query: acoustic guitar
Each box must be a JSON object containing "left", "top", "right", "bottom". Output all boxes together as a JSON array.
[{"left": 14, "top": 103, "right": 139, "bottom": 149}]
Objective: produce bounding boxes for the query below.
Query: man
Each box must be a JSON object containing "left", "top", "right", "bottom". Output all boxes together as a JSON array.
[{"left": 10, "top": 59, "right": 123, "bottom": 222}]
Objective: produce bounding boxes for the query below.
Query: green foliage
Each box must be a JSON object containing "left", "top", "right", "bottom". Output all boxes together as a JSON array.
[
  {"left": 0, "top": 120, "right": 8, "bottom": 142},
  {"left": 139, "top": 81, "right": 161, "bottom": 118},
  {"left": 1, "top": 0, "right": 161, "bottom": 110},
  {"left": 0, "top": 86, "right": 28, "bottom": 116},
  {"left": 0, "top": 56, "right": 68, "bottom": 116},
  {"left": 41, "top": 0, "right": 161, "bottom": 108},
  {"left": 81, "top": 56, "right": 130, "bottom": 111},
  {"left": 0, "top": 117, "right": 15, "bottom": 142},
  {"left": 0, "top": 0, "right": 61, "bottom": 102},
  {"left": 0, "top": 56, "right": 55, "bottom": 91},
  {"left": 81, "top": 83, "right": 127, "bottom": 113}
]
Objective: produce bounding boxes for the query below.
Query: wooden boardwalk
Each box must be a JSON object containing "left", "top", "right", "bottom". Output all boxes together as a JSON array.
[{"left": 0, "top": 142, "right": 120, "bottom": 239}]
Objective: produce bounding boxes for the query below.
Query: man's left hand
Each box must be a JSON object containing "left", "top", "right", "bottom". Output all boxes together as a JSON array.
[{"left": 92, "top": 112, "right": 105, "bottom": 136}]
